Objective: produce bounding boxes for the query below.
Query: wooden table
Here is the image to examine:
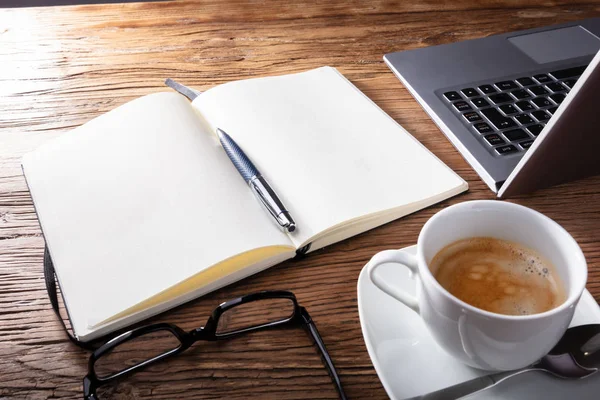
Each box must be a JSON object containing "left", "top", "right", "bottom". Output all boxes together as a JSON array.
[{"left": 1, "top": 1, "right": 599, "bottom": 398}]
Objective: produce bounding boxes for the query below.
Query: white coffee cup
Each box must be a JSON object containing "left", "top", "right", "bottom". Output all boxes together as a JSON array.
[{"left": 367, "top": 200, "right": 587, "bottom": 371}]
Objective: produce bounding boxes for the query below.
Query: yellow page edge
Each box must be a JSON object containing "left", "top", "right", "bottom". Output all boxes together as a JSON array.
[{"left": 90, "top": 245, "right": 294, "bottom": 329}]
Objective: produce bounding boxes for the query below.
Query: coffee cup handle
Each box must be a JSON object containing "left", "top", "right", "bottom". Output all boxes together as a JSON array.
[{"left": 367, "top": 249, "right": 420, "bottom": 314}]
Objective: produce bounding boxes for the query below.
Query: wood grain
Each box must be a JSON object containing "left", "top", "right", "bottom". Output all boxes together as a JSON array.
[{"left": 1, "top": 1, "right": 600, "bottom": 398}]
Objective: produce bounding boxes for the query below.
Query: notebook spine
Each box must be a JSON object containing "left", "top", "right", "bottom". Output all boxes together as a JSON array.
[{"left": 294, "top": 243, "right": 312, "bottom": 259}]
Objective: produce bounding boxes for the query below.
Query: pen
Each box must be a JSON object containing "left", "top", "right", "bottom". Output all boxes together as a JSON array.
[
  {"left": 216, "top": 128, "right": 296, "bottom": 233},
  {"left": 163, "top": 80, "right": 296, "bottom": 232}
]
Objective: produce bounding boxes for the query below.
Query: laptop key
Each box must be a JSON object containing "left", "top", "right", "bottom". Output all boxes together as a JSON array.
[
  {"left": 515, "top": 100, "right": 535, "bottom": 112},
  {"left": 563, "top": 79, "right": 577, "bottom": 89},
  {"left": 516, "top": 77, "right": 535, "bottom": 86},
  {"left": 548, "top": 106, "right": 558, "bottom": 115},
  {"left": 549, "top": 65, "right": 587, "bottom": 80},
  {"left": 529, "top": 86, "right": 549, "bottom": 96},
  {"left": 499, "top": 104, "right": 518, "bottom": 115},
  {"left": 461, "top": 88, "right": 479, "bottom": 97},
  {"left": 471, "top": 97, "right": 490, "bottom": 108},
  {"left": 520, "top": 140, "right": 534, "bottom": 150},
  {"left": 463, "top": 111, "right": 482, "bottom": 122},
  {"left": 481, "top": 108, "right": 517, "bottom": 129},
  {"left": 549, "top": 93, "right": 565, "bottom": 104},
  {"left": 532, "top": 110, "right": 551, "bottom": 121},
  {"left": 533, "top": 74, "right": 552, "bottom": 84},
  {"left": 511, "top": 89, "right": 531, "bottom": 99},
  {"left": 488, "top": 93, "right": 513, "bottom": 104},
  {"left": 484, "top": 133, "right": 505, "bottom": 146},
  {"left": 495, "top": 81, "right": 518, "bottom": 91},
  {"left": 473, "top": 122, "right": 493, "bottom": 134},
  {"left": 443, "top": 91, "right": 462, "bottom": 101},
  {"left": 547, "top": 82, "right": 566, "bottom": 92},
  {"left": 453, "top": 101, "right": 472, "bottom": 112},
  {"left": 515, "top": 114, "right": 534, "bottom": 125},
  {"left": 495, "top": 144, "right": 518, "bottom": 155},
  {"left": 532, "top": 97, "right": 552, "bottom": 108},
  {"left": 503, "top": 129, "right": 529, "bottom": 141},
  {"left": 527, "top": 124, "right": 544, "bottom": 136},
  {"left": 478, "top": 84, "right": 497, "bottom": 94}
]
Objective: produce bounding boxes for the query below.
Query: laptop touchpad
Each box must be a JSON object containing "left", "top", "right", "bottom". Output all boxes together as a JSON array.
[{"left": 508, "top": 25, "right": 600, "bottom": 64}]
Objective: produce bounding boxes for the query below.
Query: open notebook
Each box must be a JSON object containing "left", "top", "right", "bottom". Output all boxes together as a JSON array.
[{"left": 22, "top": 67, "right": 467, "bottom": 341}]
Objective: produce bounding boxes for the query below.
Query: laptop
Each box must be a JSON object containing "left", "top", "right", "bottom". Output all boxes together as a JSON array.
[{"left": 384, "top": 18, "right": 600, "bottom": 197}]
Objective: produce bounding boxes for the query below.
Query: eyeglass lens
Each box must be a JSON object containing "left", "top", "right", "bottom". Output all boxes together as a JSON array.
[
  {"left": 94, "top": 328, "right": 182, "bottom": 379},
  {"left": 216, "top": 297, "right": 295, "bottom": 335}
]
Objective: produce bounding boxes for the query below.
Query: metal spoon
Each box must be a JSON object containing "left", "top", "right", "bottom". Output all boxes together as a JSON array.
[{"left": 410, "top": 324, "right": 600, "bottom": 400}]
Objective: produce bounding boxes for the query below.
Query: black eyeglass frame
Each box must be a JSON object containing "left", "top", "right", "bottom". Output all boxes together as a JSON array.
[{"left": 83, "top": 290, "right": 346, "bottom": 400}]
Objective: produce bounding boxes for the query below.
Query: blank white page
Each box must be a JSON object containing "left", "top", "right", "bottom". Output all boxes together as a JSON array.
[
  {"left": 194, "top": 67, "right": 467, "bottom": 247},
  {"left": 22, "top": 93, "right": 293, "bottom": 336}
]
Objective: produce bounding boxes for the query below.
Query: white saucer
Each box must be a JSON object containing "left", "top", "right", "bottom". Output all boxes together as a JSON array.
[{"left": 357, "top": 245, "right": 600, "bottom": 400}]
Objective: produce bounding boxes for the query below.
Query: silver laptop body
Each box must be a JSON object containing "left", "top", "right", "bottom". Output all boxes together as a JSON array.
[{"left": 384, "top": 18, "right": 600, "bottom": 195}]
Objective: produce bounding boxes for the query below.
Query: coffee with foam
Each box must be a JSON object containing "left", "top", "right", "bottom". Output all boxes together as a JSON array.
[{"left": 431, "top": 237, "right": 566, "bottom": 316}]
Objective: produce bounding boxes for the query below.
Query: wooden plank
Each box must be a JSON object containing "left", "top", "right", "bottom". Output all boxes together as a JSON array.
[{"left": 1, "top": 1, "right": 599, "bottom": 398}]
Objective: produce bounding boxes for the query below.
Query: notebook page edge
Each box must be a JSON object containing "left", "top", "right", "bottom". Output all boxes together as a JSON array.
[
  {"left": 78, "top": 246, "right": 294, "bottom": 341},
  {"left": 89, "top": 244, "right": 295, "bottom": 329},
  {"left": 307, "top": 182, "right": 468, "bottom": 250}
]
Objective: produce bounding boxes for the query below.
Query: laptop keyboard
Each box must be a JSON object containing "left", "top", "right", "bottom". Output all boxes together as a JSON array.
[{"left": 440, "top": 64, "right": 588, "bottom": 156}]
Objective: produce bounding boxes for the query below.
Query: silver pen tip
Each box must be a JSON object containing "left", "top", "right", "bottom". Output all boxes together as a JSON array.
[
  {"left": 216, "top": 128, "right": 226, "bottom": 140},
  {"left": 278, "top": 211, "right": 296, "bottom": 233}
]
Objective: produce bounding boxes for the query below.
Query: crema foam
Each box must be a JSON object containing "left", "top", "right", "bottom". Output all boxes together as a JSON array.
[{"left": 431, "top": 237, "right": 566, "bottom": 316}]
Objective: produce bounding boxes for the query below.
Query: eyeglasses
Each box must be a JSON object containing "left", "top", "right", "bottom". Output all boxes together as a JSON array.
[{"left": 83, "top": 290, "right": 347, "bottom": 399}]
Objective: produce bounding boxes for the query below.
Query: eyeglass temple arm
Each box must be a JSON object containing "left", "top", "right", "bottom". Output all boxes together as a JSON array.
[
  {"left": 83, "top": 376, "right": 98, "bottom": 400},
  {"left": 300, "top": 308, "right": 348, "bottom": 400}
]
